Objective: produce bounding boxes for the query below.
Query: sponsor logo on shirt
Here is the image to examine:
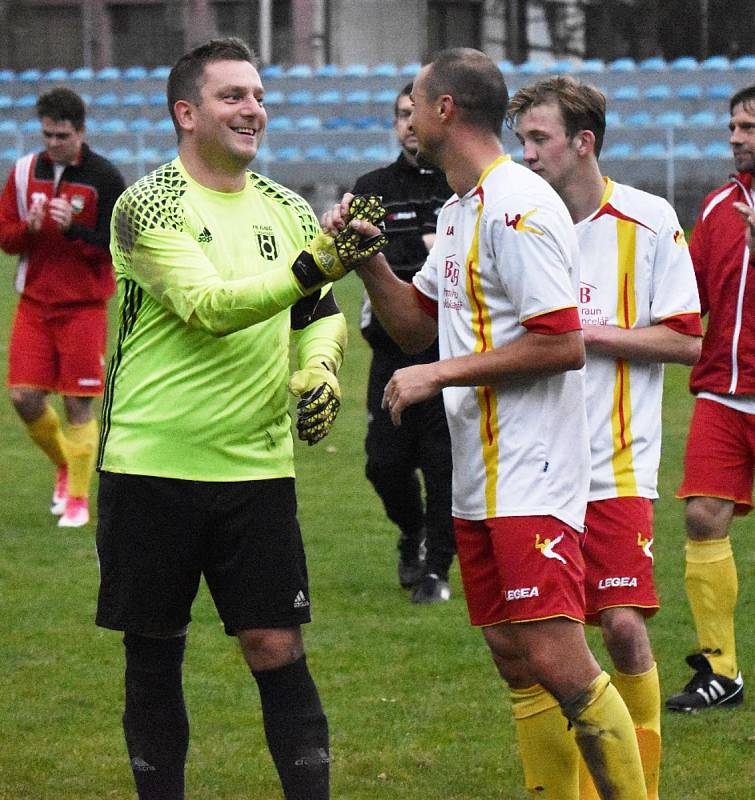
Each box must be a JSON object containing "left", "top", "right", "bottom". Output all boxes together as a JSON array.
[
  {"left": 257, "top": 233, "right": 278, "bottom": 261},
  {"left": 598, "top": 576, "right": 638, "bottom": 589},
  {"left": 293, "top": 590, "right": 310, "bottom": 609},
  {"left": 579, "top": 281, "right": 609, "bottom": 327},
  {"left": 534, "top": 532, "right": 567, "bottom": 564},
  {"left": 70, "top": 194, "right": 85, "bottom": 214},
  {"left": 504, "top": 208, "right": 544, "bottom": 236},
  {"left": 637, "top": 532, "right": 654, "bottom": 561},
  {"left": 506, "top": 586, "right": 540, "bottom": 601},
  {"left": 197, "top": 227, "right": 213, "bottom": 243}
]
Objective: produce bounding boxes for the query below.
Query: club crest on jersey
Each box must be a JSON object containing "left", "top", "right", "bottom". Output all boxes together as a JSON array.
[
  {"left": 673, "top": 229, "right": 688, "bottom": 247},
  {"left": 534, "top": 532, "right": 567, "bottom": 564},
  {"left": 70, "top": 194, "right": 85, "bottom": 214},
  {"left": 504, "top": 208, "right": 544, "bottom": 236},
  {"left": 257, "top": 232, "right": 278, "bottom": 261}
]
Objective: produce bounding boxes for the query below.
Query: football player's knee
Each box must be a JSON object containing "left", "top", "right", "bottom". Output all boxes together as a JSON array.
[
  {"left": 685, "top": 497, "right": 731, "bottom": 540},
  {"left": 124, "top": 632, "right": 186, "bottom": 675}
]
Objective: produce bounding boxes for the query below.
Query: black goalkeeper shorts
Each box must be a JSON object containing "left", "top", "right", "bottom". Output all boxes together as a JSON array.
[{"left": 95, "top": 472, "right": 311, "bottom": 636}]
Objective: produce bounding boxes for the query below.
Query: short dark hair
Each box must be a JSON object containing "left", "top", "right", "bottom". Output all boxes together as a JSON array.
[
  {"left": 167, "top": 37, "right": 257, "bottom": 136},
  {"left": 394, "top": 82, "right": 413, "bottom": 118},
  {"left": 423, "top": 48, "right": 509, "bottom": 136},
  {"left": 730, "top": 84, "right": 755, "bottom": 115},
  {"left": 507, "top": 76, "right": 607, "bottom": 158},
  {"left": 36, "top": 87, "right": 86, "bottom": 129}
]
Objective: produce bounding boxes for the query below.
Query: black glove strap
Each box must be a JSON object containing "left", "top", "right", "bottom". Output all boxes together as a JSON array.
[{"left": 291, "top": 250, "right": 323, "bottom": 291}]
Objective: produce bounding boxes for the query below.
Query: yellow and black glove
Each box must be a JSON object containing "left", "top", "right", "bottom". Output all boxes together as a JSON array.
[
  {"left": 288, "top": 362, "right": 341, "bottom": 446},
  {"left": 291, "top": 195, "right": 388, "bottom": 290}
]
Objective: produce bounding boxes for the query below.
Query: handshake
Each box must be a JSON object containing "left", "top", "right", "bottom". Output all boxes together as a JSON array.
[{"left": 291, "top": 194, "right": 388, "bottom": 291}]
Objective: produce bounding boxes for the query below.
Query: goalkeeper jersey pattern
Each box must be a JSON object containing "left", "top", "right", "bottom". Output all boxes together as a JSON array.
[
  {"left": 413, "top": 156, "right": 590, "bottom": 528},
  {"left": 577, "top": 178, "right": 702, "bottom": 500},
  {"left": 99, "top": 158, "right": 320, "bottom": 481}
]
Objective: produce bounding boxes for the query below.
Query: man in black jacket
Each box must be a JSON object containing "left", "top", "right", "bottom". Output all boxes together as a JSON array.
[{"left": 352, "top": 84, "right": 455, "bottom": 604}]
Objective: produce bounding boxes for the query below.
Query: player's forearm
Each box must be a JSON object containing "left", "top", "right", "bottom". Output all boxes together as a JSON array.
[
  {"left": 583, "top": 323, "right": 701, "bottom": 365},
  {"left": 431, "top": 329, "right": 585, "bottom": 389},
  {"left": 356, "top": 254, "right": 437, "bottom": 353},
  {"left": 293, "top": 312, "right": 348, "bottom": 373}
]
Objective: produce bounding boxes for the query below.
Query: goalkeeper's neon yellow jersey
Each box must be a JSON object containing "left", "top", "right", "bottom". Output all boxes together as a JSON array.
[{"left": 98, "top": 158, "right": 320, "bottom": 481}]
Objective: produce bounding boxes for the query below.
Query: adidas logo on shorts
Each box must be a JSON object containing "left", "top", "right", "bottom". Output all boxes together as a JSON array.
[{"left": 293, "top": 590, "right": 310, "bottom": 609}]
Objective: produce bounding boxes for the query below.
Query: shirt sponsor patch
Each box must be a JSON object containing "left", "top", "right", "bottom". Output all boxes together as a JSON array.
[
  {"left": 506, "top": 586, "right": 540, "bottom": 600},
  {"left": 598, "top": 576, "right": 638, "bottom": 589}
]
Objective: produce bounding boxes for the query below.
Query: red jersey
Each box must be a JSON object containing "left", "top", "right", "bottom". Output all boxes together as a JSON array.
[
  {"left": 0, "top": 144, "right": 125, "bottom": 307},
  {"left": 689, "top": 172, "right": 755, "bottom": 396}
]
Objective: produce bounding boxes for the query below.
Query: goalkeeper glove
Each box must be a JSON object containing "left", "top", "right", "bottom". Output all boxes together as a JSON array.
[
  {"left": 291, "top": 194, "right": 388, "bottom": 290},
  {"left": 288, "top": 363, "right": 341, "bottom": 446}
]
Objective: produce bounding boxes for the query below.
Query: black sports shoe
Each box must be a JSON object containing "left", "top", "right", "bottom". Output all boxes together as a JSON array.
[
  {"left": 411, "top": 573, "right": 451, "bottom": 604},
  {"left": 397, "top": 530, "right": 426, "bottom": 589},
  {"left": 398, "top": 556, "right": 425, "bottom": 589},
  {"left": 665, "top": 652, "right": 744, "bottom": 712}
]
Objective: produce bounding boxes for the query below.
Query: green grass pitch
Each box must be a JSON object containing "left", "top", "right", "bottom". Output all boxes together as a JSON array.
[{"left": 0, "top": 251, "right": 752, "bottom": 798}]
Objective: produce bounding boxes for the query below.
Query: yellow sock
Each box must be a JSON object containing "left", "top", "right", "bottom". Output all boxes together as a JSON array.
[
  {"left": 64, "top": 419, "right": 98, "bottom": 499},
  {"left": 26, "top": 404, "right": 68, "bottom": 467},
  {"left": 564, "top": 672, "right": 645, "bottom": 800},
  {"left": 685, "top": 537, "right": 738, "bottom": 677},
  {"left": 511, "top": 684, "right": 579, "bottom": 799}
]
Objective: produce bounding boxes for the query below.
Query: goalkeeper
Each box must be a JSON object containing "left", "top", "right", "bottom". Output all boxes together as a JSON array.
[{"left": 94, "top": 38, "right": 385, "bottom": 800}]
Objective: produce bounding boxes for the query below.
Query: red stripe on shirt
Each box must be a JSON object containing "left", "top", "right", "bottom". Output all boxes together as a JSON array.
[
  {"left": 661, "top": 312, "right": 703, "bottom": 337},
  {"left": 522, "top": 306, "right": 581, "bottom": 335},
  {"left": 413, "top": 285, "right": 438, "bottom": 320}
]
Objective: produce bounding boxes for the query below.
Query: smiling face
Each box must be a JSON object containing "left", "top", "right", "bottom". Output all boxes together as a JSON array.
[
  {"left": 514, "top": 101, "right": 581, "bottom": 194},
  {"left": 730, "top": 100, "right": 755, "bottom": 176},
  {"left": 183, "top": 58, "right": 267, "bottom": 174}
]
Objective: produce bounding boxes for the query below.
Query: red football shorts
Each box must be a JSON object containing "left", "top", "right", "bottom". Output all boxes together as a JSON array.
[
  {"left": 582, "top": 497, "right": 659, "bottom": 625},
  {"left": 677, "top": 397, "right": 755, "bottom": 515},
  {"left": 454, "top": 515, "right": 586, "bottom": 627},
  {"left": 7, "top": 297, "right": 107, "bottom": 396}
]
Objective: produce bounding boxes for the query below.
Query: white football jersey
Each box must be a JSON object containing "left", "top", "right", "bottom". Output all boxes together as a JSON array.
[
  {"left": 577, "top": 178, "right": 701, "bottom": 500},
  {"left": 414, "top": 156, "right": 590, "bottom": 528}
]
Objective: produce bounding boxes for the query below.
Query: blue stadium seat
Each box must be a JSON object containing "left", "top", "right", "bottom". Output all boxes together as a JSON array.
[
  {"left": 92, "top": 92, "right": 118, "bottom": 108},
  {"left": 579, "top": 58, "right": 605, "bottom": 73},
  {"left": 153, "top": 117, "right": 175, "bottom": 132},
  {"left": 148, "top": 92, "right": 166, "bottom": 106},
  {"left": 123, "top": 66, "right": 148, "bottom": 80},
  {"left": 399, "top": 63, "right": 421, "bottom": 77},
  {"left": 639, "top": 56, "right": 666, "bottom": 70},
  {"left": 0, "top": 70, "right": 14, "bottom": 82},
  {"left": 343, "top": 64, "right": 369, "bottom": 78},
  {"left": 316, "top": 89, "right": 341, "bottom": 104},
  {"left": 287, "top": 89, "right": 312, "bottom": 105},
  {"left": 551, "top": 58, "right": 576, "bottom": 73},
  {"left": 43, "top": 68, "right": 69, "bottom": 81},
  {"left": 673, "top": 142, "right": 702, "bottom": 159},
  {"left": 303, "top": 144, "right": 329, "bottom": 161},
  {"left": 371, "top": 63, "right": 399, "bottom": 77},
  {"left": 656, "top": 110, "right": 685, "bottom": 127},
  {"left": 643, "top": 84, "right": 672, "bottom": 101},
  {"left": 602, "top": 142, "right": 633, "bottom": 159},
  {"left": 0, "top": 146, "right": 21, "bottom": 160},
  {"left": 19, "top": 68, "right": 42, "bottom": 81},
  {"left": 85, "top": 118, "right": 102, "bottom": 133},
  {"left": 0, "top": 119, "right": 18, "bottom": 133},
  {"left": 624, "top": 110, "right": 653, "bottom": 127},
  {"left": 613, "top": 85, "right": 640, "bottom": 101},
  {"left": 160, "top": 146, "right": 178, "bottom": 161},
  {"left": 497, "top": 60, "right": 515, "bottom": 73},
  {"left": 670, "top": 56, "right": 698, "bottom": 71},
  {"left": 106, "top": 146, "right": 135, "bottom": 162},
  {"left": 69, "top": 67, "right": 94, "bottom": 81},
  {"left": 608, "top": 58, "right": 636, "bottom": 72},
  {"left": 518, "top": 60, "right": 546, "bottom": 75},
  {"left": 701, "top": 55, "right": 730, "bottom": 70},
  {"left": 605, "top": 111, "right": 621, "bottom": 127},
  {"left": 708, "top": 83, "right": 735, "bottom": 99},
  {"left": 372, "top": 88, "right": 397, "bottom": 104},
  {"left": 267, "top": 116, "right": 293, "bottom": 131},
  {"left": 333, "top": 144, "right": 360, "bottom": 161},
  {"left": 361, "top": 144, "right": 392, "bottom": 161},
  {"left": 122, "top": 92, "right": 147, "bottom": 107},
  {"left": 315, "top": 64, "right": 341, "bottom": 78},
  {"left": 15, "top": 94, "right": 38, "bottom": 108},
  {"left": 264, "top": 89, "right": 285, "bottom": 105},
  {"left": 703, "top": 141, "right": 731, "bottom": 158},
  {"left": 20, "top": 119, "right": 40, "bottom": 133},
  {"left": 733, "top": 54, "right": 755, "bottom": 70},
  {"left": 127, "top": 118, "right": 153, "bottom": 132},
  {"left": 353, "top": 115, "right": 382, "bottom": 130},
  {"left": 261, "top": 64, "right": 285, "bottom": 79},
  {"left": 135, "top": 146, "right": 161, "bottom": 162},
  {"left": 296, "top": 115, "right": 322, "bottom": 130},
  {"left": 0, "top": 95, "right": 13, "bottom": 109},
  {"left": 638, "top": 142, "right": 667, "bottom": 158},
  {"left": 345, "top": 89, "right": 371, "bottom": 104},
  {"left": 676, "top": 84, "right": 703, "bottom": 100},
  {"left": 100, "top": 119, "right": 128, "bottom": 133},
  {"left": 287, "top": 64, "right": 313, "bottom": 78},
  {"left": 323, "top": 116, "right": 352, "bottom": 130},
  {"left": 276, "top": 145, "right": 303, "bottom": 161},
  {"left": 688, "top": 110, "right": 717, "bottom": 126},
  {"left": 96, "top": 66, "right": 121, "bottom": 80},
  {"left": 149, "top": 66, "right": 171, "bottom": 80}
]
